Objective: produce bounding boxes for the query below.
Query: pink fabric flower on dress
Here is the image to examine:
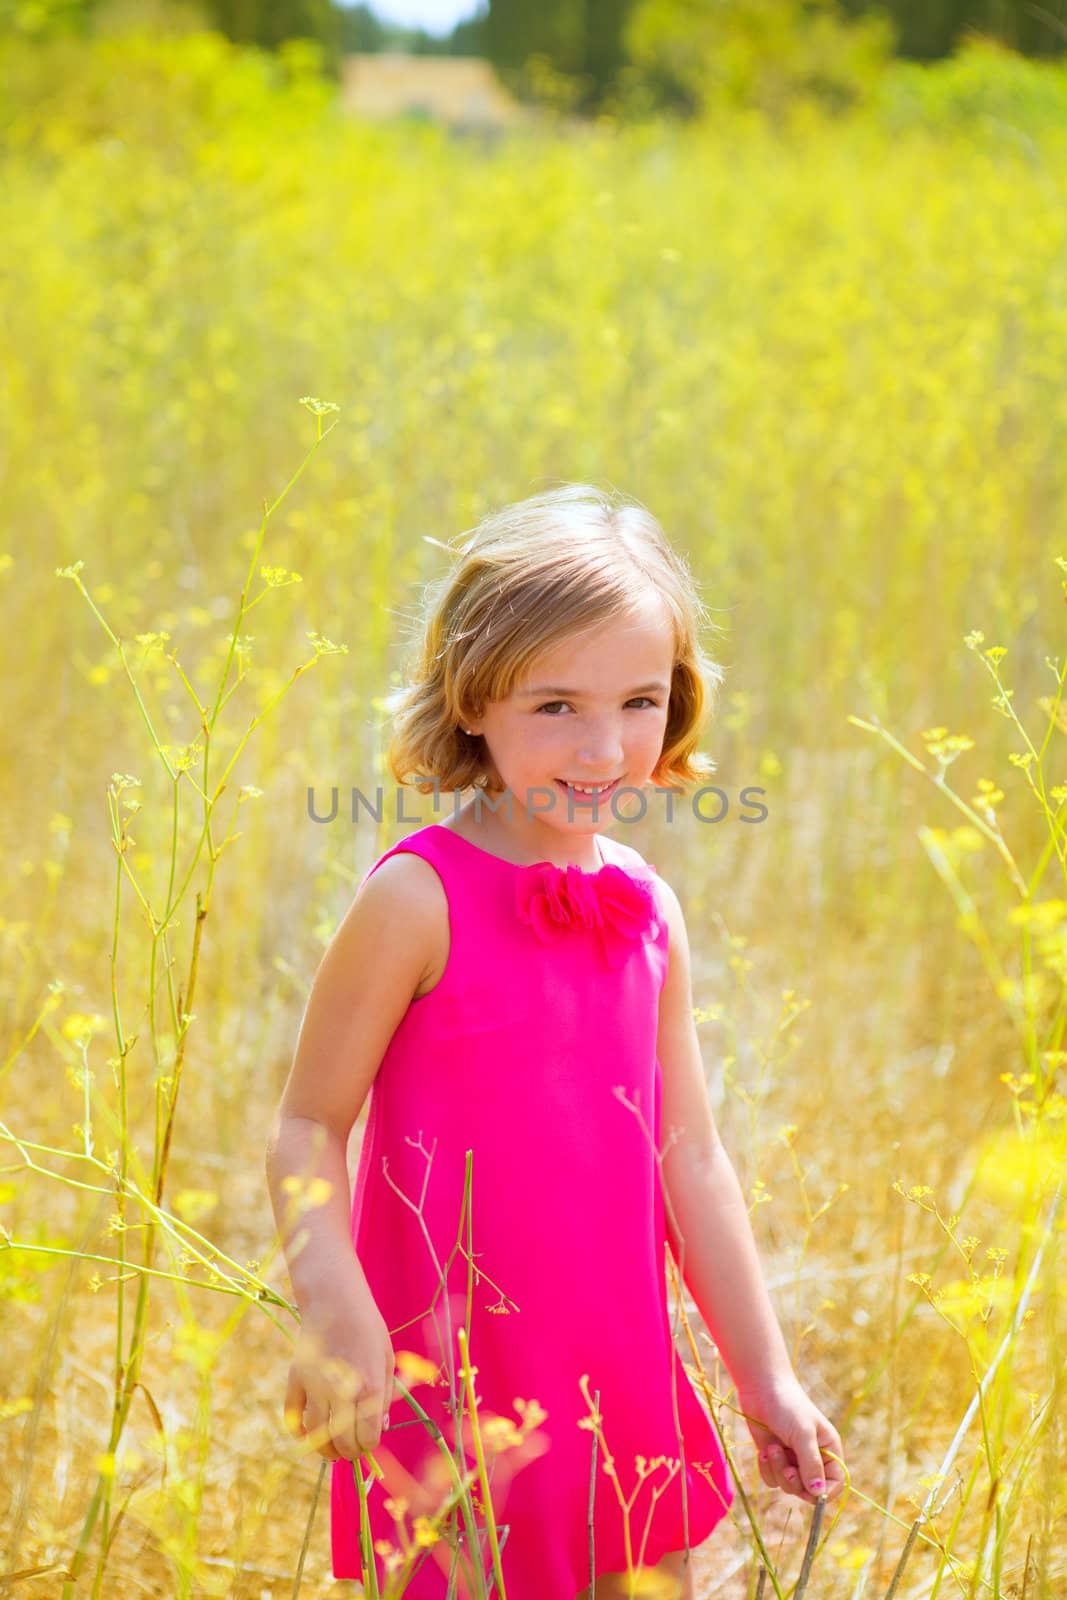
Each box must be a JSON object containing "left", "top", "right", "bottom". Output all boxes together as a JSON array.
[{"left": 514, "top": 861, "right": 660, "bottom": 969}]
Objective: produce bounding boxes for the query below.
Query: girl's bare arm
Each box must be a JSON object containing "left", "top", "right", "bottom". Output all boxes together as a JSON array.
[
  {"left": 653, "top": 875, "right": 795, "bottom": 1389},
  {"left": 265, "top": 850, "right": 445, "bottom": 1316},
  {"left": 264, "top": 852, "right": 447, "bottom": 1460},
  {"left": 654, "top": 876, "right": 846, "bottom": 1502}
]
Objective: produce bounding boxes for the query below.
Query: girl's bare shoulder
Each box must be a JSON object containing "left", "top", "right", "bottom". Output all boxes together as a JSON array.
[
  {"left": 355, "top": 850, "right": 450, "bottom": 999},
  {"left": 602, "top": 831, "right": 658, "bottom": 874}
]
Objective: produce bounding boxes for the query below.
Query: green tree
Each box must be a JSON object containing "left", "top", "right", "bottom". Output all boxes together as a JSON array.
[
  {"left": 336, "top": 1, "right": 390, "bottom": 49},
  {"left": 484, "top": 0, "right": 636, "bottom": 112},
  {"left": 836, "top": 0, "right": 1067, "bottom": 58},
  {"left": 202, "top": 0, "right": 344, "bottom": 67},
  {"left": 450, "top": 6, "right": 489, "bottom": 53},
  {"left": 619, "top": 0, "right": 894, "bottom": 119}
]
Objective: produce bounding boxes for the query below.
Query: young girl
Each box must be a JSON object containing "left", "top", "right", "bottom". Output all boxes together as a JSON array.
[{"left": 266, "top": 484, "right": 847, "bottom": 1600}]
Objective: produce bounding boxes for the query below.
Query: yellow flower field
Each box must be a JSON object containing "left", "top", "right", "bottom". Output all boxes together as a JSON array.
[{"left": 0, "top": 25, "right": 1064, "bottom": 1599}]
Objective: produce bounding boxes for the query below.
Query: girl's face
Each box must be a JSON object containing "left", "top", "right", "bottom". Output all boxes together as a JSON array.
[{"left": 464, "top": 593, "right": 675, "bottom": 835}]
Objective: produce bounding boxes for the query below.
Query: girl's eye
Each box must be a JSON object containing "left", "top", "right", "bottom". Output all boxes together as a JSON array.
[{"left": 535, "top": 698, "right": 660, "bottom": 715}]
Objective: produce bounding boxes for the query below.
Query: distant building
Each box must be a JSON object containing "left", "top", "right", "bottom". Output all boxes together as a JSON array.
[{"left": 340, "top": 53, "right": 530, "bottom": 130}]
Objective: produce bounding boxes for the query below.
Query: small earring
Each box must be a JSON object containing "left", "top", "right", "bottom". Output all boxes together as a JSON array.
[{"left": 464, "top": 727, "right": 475, "bottom": 735}]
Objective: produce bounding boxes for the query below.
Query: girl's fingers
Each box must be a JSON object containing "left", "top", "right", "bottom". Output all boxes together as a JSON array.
[
  {"left": 284, "top": 1369, "right": 308, "bottom": 1441},
  {"left": 756, "top": 1416, "right": 849, "bottom": 1504},
  {"left": 354, "top": 1391, "right": 386, "bottom": 1460},
  {"left": 810, "top": 1424, "right": 846, "bottom": 1498},
  {"left": 302, "top": 1400, "right": 341, "bottom": 1462},
  {"left": 796, "top": 1434, "right": 830, "bottom": 1498},
  {"left": 762, "top": 1441, "right": 822, "bottom": 1502},
  {"left": 820, "top": 1445, "right": 848, "bottom": 1498},
  {"left": 773, "top": 1443, "right": 803, "bottom": 1493},
  {"left": 760, "top": 1442, "right": 790, "bottom": 1491},
  {"left": 328, "top": 1393, "right": 361, "bottom": 1461}
]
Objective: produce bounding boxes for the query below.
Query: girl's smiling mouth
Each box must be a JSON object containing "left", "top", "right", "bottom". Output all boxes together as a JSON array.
[{"left": 555, "top": 777, "right": 623, "bottom": 804}]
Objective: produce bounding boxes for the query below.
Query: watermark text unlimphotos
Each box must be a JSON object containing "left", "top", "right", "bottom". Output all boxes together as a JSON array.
[{"left": 306, "top": 781, "right": 769, "bottom": 826}]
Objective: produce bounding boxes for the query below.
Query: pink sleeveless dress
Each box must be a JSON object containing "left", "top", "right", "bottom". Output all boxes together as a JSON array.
[{"left": 330, "top": 821, "right": 734, "bottom": 1597}]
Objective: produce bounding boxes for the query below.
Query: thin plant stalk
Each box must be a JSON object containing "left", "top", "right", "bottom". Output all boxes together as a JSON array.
[{"left": 52, "top": 405, "right": 342, "bottom": 1598}]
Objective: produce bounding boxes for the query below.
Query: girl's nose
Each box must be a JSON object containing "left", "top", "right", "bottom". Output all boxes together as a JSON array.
[{"left": 575, "top": 744, "right": 624, "bottom": 768}]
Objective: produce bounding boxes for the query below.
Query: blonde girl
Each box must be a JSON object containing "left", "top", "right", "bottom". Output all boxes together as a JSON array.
[{"left": 266, "top": 483, "right": 846, "bottom": 1599}]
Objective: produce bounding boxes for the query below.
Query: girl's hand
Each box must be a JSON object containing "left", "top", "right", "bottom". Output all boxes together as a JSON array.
[
  {"left": 284, "top": 1286, "right": 396, "bottom": 1465},
  {"left": 735, "top": 1371, "right": 847, "bottom": 1506}
]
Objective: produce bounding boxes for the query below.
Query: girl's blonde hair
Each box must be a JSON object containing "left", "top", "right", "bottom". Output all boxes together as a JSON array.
[{"left": 385, "top": 483, "right": 726, "bottom": 796}]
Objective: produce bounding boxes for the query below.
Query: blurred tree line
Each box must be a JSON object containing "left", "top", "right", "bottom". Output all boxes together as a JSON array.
[
  {"left": 3, "top": 0, "right": 1066, "bottom": 115},
  {"left": 482, "top": 0, "right": 1067, "bottom": 117}
]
